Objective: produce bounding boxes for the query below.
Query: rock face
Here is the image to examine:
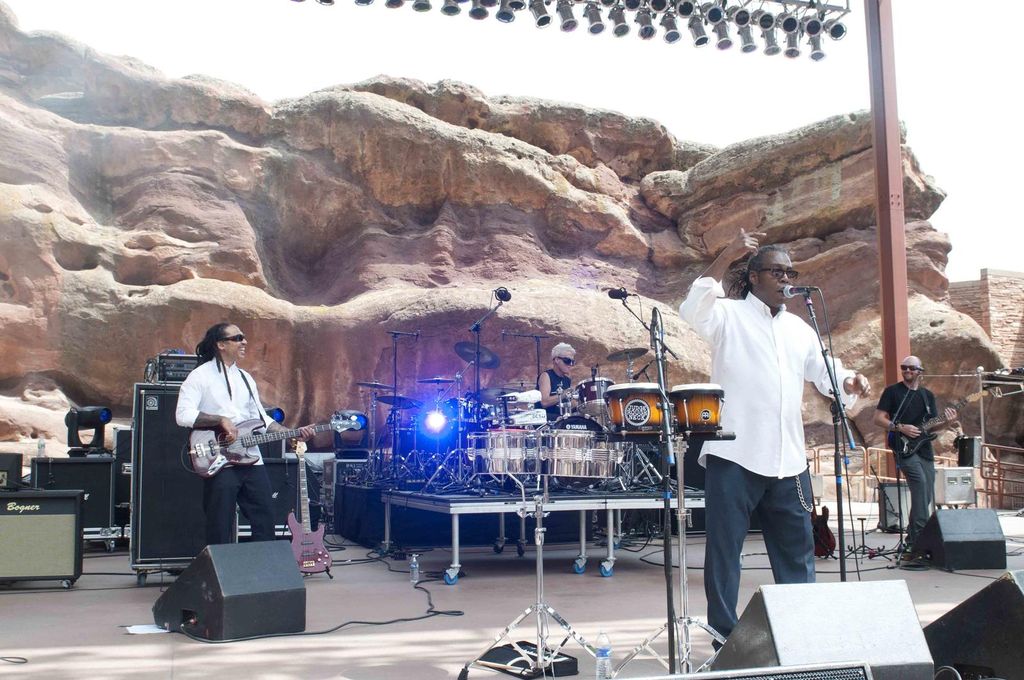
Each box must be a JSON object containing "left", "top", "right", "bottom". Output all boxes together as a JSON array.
[{"left": 0, "top": 1, "right": 1018, "bottom": 456}]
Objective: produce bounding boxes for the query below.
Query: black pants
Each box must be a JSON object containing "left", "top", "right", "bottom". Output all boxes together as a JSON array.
[
  {"left": 203, "top": 464, "right": 275, "bottom": 546},
  {"left": 899, "top": 453, "right": 935, "bottom": 547}
]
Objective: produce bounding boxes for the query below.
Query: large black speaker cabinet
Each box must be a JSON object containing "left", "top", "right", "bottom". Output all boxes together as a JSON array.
[
  {"left": 31, "top": 457, "right": 115, "bottom": 532},
  {"left": 0, "top": 490, "right": 83, "bottom": 585},
  {"left": 877, "top": 481, "right": 909, "bottom": 532},
  {"left": 910, "top": 508, "right": 1006, "bottom": 571},
  {"left": 131, "top": 383, "right": 206, "bottom": 570},
  {"left": 924, "top": 570, "right": 1024, "bottom": 679},
  {"left": 152, "top": 541, "right": 305, "bottom": 640},
  {"left": 712, "top": 581, "right": 932, "bottom": 680}
]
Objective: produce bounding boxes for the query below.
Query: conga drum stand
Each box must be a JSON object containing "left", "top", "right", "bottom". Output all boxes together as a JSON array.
[{"left": 459, "top": 477, "right": 596, "bottom": 679}]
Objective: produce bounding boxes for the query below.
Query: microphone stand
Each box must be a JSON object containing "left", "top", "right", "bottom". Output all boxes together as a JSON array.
[
  {"left": 469, "top": 294, "right": 505, "bottom": 415},
  {"left": 795, "top": 290, "right": 853, "bottom": 581},
  {"left": 616, "top": 297, "right": 680, "bottom": 360}
]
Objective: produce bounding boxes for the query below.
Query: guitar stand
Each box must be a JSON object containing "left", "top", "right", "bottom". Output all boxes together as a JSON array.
[{"left": 459, "top": 481, "right": 595, "bottom": 680}]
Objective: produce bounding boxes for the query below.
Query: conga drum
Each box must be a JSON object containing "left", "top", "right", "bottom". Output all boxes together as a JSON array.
[
  {"left": 669, "top": 383, "right": 724, "bottom": 432},
  {"left": 604, "top": 383, "right": 665, "bottom": 435}
]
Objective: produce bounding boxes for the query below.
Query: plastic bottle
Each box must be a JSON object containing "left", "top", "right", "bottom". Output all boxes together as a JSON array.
[
  {"left": 37, "top": 436, "right": 46, "bottom": 458},
  {"left": 409, "top": 554, "right": 420, "bottom": 585},
  {"left": 595, "top": 631, "right": 612, "bottom": 680}
]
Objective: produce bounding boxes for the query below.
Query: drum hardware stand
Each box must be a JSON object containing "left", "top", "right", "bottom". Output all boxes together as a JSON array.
[
  {"left": 794, "top": 287, "right": 855, "bottom": 581},
  {"left": 503, "top": 330, "right": 550, "bottom": 387},
  {"left": 459, "top": 476, "right": 596, "bottom": 680},
  {"left": 469, "top": 289, "right": 509, "bottom": 418},
  {"left": 386, "top": 330, "right": 419, "bottom": 483}
]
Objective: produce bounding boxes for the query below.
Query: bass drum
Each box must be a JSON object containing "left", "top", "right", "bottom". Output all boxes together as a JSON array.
[{"left": 550, "top": 413, "right": 606, "bottom": 433}]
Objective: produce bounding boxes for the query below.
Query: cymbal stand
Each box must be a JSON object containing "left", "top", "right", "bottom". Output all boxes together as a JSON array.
[
  {"left": 387, "top": 330, "right": 419, "bottom": 484},
  {"left": 459, "top": 476, "right": 597, "bottom": 680},
  {"left": 503, "top": 330, "right": 550, "bottom": 386},
  {"left": 469, "top": 292, "right": 506, "bottom": 415}
]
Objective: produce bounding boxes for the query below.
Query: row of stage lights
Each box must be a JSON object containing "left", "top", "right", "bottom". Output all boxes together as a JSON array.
[{"left": 292, "top": 0, "right": 849, "bottom": 60}]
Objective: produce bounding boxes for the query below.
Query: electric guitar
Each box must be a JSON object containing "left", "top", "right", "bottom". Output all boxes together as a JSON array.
[
  {"left": 892, "top": 390, "right": 985, "bottom": 460},
  {"left": 188, "top": 411, "right": 365, "bottom": 478},
  {"left": 287, "top": 440, "right": 332, "bottom": 576},
  {"left": 811, "top": 505, "right": 836, "bottom": 558}
]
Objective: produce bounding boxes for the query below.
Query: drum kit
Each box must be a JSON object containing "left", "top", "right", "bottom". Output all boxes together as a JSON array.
[{"left": 353, "top": 341, "right": 725, "bottom": 493}]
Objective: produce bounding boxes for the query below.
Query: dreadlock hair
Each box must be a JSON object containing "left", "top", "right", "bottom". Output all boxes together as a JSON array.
[
  {"left": 725, "top": 244, "right": 789, "bottom": 299},
  {"left": 195, "top": 322, "right": 236, "bottom": 398}
]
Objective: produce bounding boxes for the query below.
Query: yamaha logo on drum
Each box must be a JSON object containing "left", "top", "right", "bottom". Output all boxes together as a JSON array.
[
  {"left": 565, "top": 423, "right": 590, "bottom": 430},
  {"left": 624, "top": 399, "right": 652, "bottom": 427}
]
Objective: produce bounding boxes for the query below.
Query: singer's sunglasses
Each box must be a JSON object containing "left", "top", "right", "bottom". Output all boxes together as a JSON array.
[
  {"left": 219, "top": 334, "right": 246, "bottom": 343},
  {"left": 900, "top": 365, "right": 923, "bottom": 372},
  {"left": 756, "top": 267, "right": 800, "bottom": 281},
  {"left": 556, "top": 357, "right": 576, "bottom": 366}
]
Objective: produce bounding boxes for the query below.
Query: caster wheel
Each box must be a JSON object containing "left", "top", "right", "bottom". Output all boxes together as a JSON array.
[
  {"left": 105, "top": 540, "right": 116, "bottom": 552},
  {"left": 600, "top": 564, "right": 613, "bottom": 578},
  {"left": 572, "top": 561, "right": 586, "bottom": 575},
  {"left": 493, "top": 543, "right": 504, "bottom": 554},
  {"left": 444, "top": 571, "right": 459, "bottom": 585},
  {"left": 61, "top": 579, "right": 73, "bottom": 589},
  {"left": 136, "top": 573, "right": 147, "bottom": 586},
  {"left": 516, "top": 542, "right": 525, "bottom": 557}
]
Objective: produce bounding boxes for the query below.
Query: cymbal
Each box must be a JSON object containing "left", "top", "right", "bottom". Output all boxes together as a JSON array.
[
  {"left": 453, "top": 341, "right": 501, "bottom": 369},
  {"left": 378, "top": 395, "right": 423, "bottom": 410},
  {"left": 477, "top": 387, "right": 514, "bottom": 404},
  {"left": 607, "top": 347, "right": 649, "bottom": 362},
  {"left": 356, "top": 381, "right": 394, "bottom": 391},
  {"left": 418, "top": 376, "right": 456, "bottom": 385},
  {"left": 503, "top": 379, "right": 534, "bottom": 390}
]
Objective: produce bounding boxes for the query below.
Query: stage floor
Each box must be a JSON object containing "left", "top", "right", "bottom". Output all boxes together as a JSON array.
[{"left": 1, "top": 502, "right": 1022, "bottom": 679}]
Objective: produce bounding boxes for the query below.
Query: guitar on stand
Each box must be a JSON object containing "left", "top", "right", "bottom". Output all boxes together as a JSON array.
[{"left": 287, "top": 439, "right": 332, "bottom": 577}]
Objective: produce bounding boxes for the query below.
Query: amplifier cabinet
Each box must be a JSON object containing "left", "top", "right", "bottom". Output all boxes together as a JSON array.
[
  {"left": 130, "top": 383, "right": 206, "bottom": 572},
  {"left": 31, "top": 457, "right": 117, "bottom": 540},
  {"left": 0, "top": 490, "right": 84, "bottom": 586},
  {"left": 935, "top": 467, "right": 976, "bottom": 506}
]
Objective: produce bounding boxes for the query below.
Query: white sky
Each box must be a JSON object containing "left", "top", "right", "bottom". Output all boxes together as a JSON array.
[{"left": 4, "top": 0, "right": 1021, "bottom": 282}]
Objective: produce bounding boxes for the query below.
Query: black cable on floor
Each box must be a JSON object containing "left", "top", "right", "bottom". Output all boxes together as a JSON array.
[{"left": 1, "top": 656, "right": 28, "bottom": 665}]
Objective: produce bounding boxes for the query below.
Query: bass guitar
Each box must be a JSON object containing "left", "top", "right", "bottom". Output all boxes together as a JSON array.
[
  {"left": 811, "top": 504, "right": 836, "bottom": 558},
  {"left": 287, "top": 440, "right": 332, "bottom": 576},
  {"left": 188, "top": 411, "right": 365, "bottom": 479},
  {"left": 893, "top": 390, "right": 985, "bottom": 460}
]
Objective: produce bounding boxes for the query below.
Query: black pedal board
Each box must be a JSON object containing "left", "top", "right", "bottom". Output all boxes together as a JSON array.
[{"left": 476, "top": 641, "right": 579, "bottom": 678}]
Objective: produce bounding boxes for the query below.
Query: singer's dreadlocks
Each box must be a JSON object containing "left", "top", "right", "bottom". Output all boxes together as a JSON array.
[{"left": 726, "top": 244, "right": 788, "bottom": 299}]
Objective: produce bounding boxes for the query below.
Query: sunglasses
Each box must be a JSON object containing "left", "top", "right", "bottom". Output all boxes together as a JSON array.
[
  {"left": 757, "top": 267, "right": 800, "bottom": 281},
  {"left": 220, "top": 334, "right": 246, "bottom": 343},
  {"left": 900, "top": 365, "right": 923, "bottom": 372},
  {"left": 556, "top": 357, "right": 576, "bottom": 366}
]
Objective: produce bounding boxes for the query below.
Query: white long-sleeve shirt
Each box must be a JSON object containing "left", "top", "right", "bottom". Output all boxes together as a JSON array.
[
  {"left": 679, "top": 277, "right": 856, "bottom": 478},
  {"left": 175, "top": 359, "right": 271, "bottom": 464}
]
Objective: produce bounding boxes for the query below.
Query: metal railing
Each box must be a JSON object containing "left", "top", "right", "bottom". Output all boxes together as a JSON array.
[{"left": 980, "top": 443, "right": 1024, "bottom": 510}]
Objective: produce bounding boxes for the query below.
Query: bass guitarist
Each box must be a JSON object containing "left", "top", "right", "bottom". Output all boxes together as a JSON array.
[
  {"left": 873, "top": 355, "right": 958, "bottom": 556},
  {"left": 176, "top": 322, "right": 316, "bottom": 547}
]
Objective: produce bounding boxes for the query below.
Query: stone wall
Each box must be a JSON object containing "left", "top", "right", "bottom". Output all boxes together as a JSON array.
[{"left": 950, "top": 269, "right": 1024, "bottom": 367}]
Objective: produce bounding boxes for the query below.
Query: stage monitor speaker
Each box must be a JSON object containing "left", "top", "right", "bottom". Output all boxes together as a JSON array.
[
  {"left": 31, "top": 457, "right": 115, "bottom": 531},
  {"left": 712, "top": 581, "right": 932, "bottom": 680},
  {"left": 130, "top": 383, "right": 206, "bottom": 570},
  {"left": 911, "top": 508, "right": 1006, "bottom": 571},
  {"left": 924, "top": 570, "right": 1024, "bottom": 679},
  {"left": 152, "top": 540, "right": 305, "bottom": 640},
  {"left": 635, "top": 662, "right": 874, "bottom": 679},
  {"left": 877, "top": 481, "right": 909, "bottom": 532},
  {"left": 955, "top": 435, "right": 982, "bottom": 468},
  {"left": 0, "top": 490, "right": 83, "bottom": 585}
]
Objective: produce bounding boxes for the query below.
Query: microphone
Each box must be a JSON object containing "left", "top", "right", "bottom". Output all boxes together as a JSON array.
[
  {"left": 782, "top": 285, "right": 819, "bottom": 298},
  {"left": 501, "top": 329, "right": 507, "bottom": 342},
  {"left": 607, "top": 287, "right": 629, "bottom": 300},
  {"left": 494, "top": 287, "right": 512, "bottom": 302}
]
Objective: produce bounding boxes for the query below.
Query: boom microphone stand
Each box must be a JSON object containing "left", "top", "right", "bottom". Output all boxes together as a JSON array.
[
  {"left": 503, "top": 330, "right": 549, "bottom": 385},
  {"left": 469, "top": 288, "right": 511, "bottom": 412},
  {"left": 792, "top": 287, "right": 854, "bottom": 581}
]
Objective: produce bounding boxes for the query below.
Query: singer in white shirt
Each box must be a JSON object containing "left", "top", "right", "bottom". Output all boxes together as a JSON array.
[
  {"left": 176, "top": 322, "right": 315, "bottom": 547},
  {"left": 679, "top": 229, "right": 870, "bottom": 643}
]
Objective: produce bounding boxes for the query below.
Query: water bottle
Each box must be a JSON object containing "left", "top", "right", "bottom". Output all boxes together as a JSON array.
[
  {"left": 595, "top": 631, "right": 612, "bottom": 680},
  {"left": 409, "top": 554, "right": 420, "bottom": 585},
  {"left": 37, "top": 436, "right": 46, "bottom": 458}
]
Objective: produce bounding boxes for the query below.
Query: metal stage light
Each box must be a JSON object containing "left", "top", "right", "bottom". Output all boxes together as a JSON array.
[
  {"left": 291, "top": 0, "right": 852, "bottom": 61},
  {"left": 687, "top": 13, "right": 708, "bottom": 46},
  {"left": 609, "top": 5, "right": 629, "bottom": 36},
  {"left": 556, "top": 0, "right": 578, "bottom": 31},
  {"left": 583, "top": 2, "right": 605, "bottom": 33},
  {"left": 660, "top": 11, "right": 681, "bottom": 43},
  {"left": 424, "top": 409, "right": 448, "bottom": 434},
  {"left": 496, "top": 0, "right": 516, "bottom": 21},
  {"left": 469, "top": 0, "right": 489, "bottom": 19},
  {"left": 635, "top": 7, "right": 656, "bottom": 40},
  {"left": 529, "top": 0, "right": 551, "bottom": 26},
  {"left": 65, "top": 406, "right": 112, "bottom": 451}
]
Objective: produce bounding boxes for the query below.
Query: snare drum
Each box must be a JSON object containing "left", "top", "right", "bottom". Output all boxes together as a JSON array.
[
  {"left": 576, "top": 378, "right": 615, "bottom": 419},
  {"left": 604, "top": 382, "right": 665, "bottom": 434},
  {"left": 669, "top": 383, "right": 724, "bottom": 432}
]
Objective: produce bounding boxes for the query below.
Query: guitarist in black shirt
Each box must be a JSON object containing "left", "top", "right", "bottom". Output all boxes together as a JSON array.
[{"left": 873, "top": 356, "right": 958, "bottom": 555}]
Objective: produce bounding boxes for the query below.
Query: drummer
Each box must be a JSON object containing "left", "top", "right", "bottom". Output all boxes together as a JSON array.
[{"left": 536, "top": 342, "right": 577, "bottom": 421}]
